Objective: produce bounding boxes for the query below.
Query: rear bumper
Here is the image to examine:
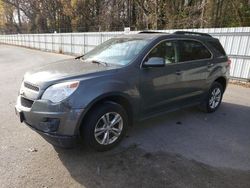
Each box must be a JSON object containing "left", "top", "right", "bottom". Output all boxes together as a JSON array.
[{"left": 15, "top": 96, "right": 84, "bottom": 148}]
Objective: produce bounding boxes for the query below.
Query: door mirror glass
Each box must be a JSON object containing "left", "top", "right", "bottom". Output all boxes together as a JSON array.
[{"left": 143, "top": 57, "right": 165, "bottom": 67}]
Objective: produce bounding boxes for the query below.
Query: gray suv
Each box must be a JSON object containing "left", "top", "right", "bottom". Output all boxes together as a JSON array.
[{"left": 15, "top": 31, "right": 230, "bottom": 151}]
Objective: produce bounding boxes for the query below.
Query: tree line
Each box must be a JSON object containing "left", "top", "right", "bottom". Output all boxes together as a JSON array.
[{"left": 0, "top": 0, "right": 250, "bottom": 34}]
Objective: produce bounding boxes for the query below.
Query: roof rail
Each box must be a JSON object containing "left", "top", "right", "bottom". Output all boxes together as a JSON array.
[
  {"left": 139, "top": 31, "right": 168, "bottom": 34},
  {"left": 174, "top": 31, "right": 212, "bottom": 37}
]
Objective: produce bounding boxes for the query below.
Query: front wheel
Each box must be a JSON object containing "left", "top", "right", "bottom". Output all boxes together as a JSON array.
[
  {"left": 200, "top": 82, "right": 223, "bottom": 113},
  {"left": 81, "top": 102, "right": 128, "bottom": 151}
]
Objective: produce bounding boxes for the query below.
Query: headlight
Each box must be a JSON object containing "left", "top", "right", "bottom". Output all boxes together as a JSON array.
[{"left": 42, "top": 81, "right": 79, "bottom": 103}]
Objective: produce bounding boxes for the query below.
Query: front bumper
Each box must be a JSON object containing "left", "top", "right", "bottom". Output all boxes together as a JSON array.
[
  {"left": 24, "top": 120, "right": 78, "bottom": 148},
  {"left": 15, "top": 96, "right": 84, "bottom": 148}
]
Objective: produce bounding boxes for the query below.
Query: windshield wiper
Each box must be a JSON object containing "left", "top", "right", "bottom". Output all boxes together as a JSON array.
[
  {"left": 91, "top": 60, "right": 108, "bottom": 66},
  {"left": 75, "top": 55, "right": 84, "bottom": 60}
]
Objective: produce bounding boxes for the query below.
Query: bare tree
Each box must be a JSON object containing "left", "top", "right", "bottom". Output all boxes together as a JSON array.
[{"left": 1, "top": 0, "right": 250, "bottom": 33}]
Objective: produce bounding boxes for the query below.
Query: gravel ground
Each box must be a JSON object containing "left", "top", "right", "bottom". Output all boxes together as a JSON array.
[{"left": 0, "top": 44, "right": 250, "bottom": 188}]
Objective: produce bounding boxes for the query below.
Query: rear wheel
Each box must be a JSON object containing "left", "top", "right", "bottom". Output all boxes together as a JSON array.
[
  {"left": 81, "top": 102, "right": 128, "bottom": 151},
  {"left": 200, "top": 82, "right": 223, "bottom": 113}
]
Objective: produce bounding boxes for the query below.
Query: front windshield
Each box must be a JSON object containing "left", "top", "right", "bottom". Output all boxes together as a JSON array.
[{"left": 83, "top": 37, "right": 150, "bottom": 66}]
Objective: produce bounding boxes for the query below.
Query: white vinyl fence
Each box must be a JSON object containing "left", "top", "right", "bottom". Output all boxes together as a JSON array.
[{"left": 0, "top": 27, "right": 250, "bottom": 80}]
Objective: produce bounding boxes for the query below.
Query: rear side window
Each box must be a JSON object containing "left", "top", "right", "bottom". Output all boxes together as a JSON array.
[
  {"left": 208, "top": 40, "right": 226, "bottom": 57},
  {"left": 178, "top": 40, "right": 211, "bottom": 62}
]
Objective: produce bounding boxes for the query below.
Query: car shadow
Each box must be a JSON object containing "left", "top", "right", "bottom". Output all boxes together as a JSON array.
[{"left": 54, "top": 102, "right": 250, "bottom": 187}]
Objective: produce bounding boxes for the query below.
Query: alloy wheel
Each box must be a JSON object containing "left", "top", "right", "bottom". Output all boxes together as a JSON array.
[
  {"left": 94, "top": 112, "right": 123, "bottom": 145},
  {"left": 209, "top": 87, "right": 222, "bottom": 109}
]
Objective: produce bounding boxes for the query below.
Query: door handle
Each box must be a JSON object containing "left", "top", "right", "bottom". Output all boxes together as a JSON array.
[
  {"left": 207, "top": 63, "right": 214, "bottom": 68},
  {"left": 175, "top": 70, "right": 182, "bottom": 75}
]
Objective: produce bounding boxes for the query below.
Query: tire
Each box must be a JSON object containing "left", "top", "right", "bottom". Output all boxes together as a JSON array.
[
  {"left": 200, "top": 82, "right": 223, "bottom": 113},
  {"left": 81, "top": 102, "right": 128, "bottom": 151}
]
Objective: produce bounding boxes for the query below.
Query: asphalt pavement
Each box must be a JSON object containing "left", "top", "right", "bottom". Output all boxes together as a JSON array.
[{"left": 0, "top": 44, "right": 250, "bottom": 188}]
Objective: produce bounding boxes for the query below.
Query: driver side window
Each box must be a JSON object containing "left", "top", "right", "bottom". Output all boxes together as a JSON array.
[{"left": 147, "top": 41, "right": 177, "bottom": 64}]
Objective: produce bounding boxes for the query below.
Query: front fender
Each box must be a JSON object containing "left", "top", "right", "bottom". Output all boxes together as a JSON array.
[{"left": 71, "top": 77, "right": 138, "bottom": 106}]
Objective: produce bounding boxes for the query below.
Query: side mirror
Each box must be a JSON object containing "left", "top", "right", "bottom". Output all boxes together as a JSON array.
[{"left": 143, "top": 57, "right": 165, "bottom": 68}]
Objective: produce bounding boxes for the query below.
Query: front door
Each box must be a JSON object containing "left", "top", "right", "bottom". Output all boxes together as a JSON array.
[{"left": 139, "top": 40, "right": 182, "bottom": 116}]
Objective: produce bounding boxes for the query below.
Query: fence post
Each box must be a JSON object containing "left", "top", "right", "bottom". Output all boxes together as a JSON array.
[
  {"left": 45, "top": 34, "right": 47, "bottom": 50},
  {"left": 60, "top": 34, "right": 63, "bottom": 53},
  {"left": 83, "top": 33, "right": 86, "bottom": 54},
  {"left": 38, "top": 35, "right": 41, "bottom": 50},
  {"left": 71, "top": 33, "right": 73, "bottom": 54},
  {"left": 33, "top": 34, "right": 35, "bottom": 48},
  {"left": 30, "top": 34, "right": 31, "bottom": 47},
  {"left": 52, "top": 33, "right": 54, "bottom": 52}
]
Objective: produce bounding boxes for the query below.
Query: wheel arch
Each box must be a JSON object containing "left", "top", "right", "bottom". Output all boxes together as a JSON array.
[
  {"left": 76, "top": 93, "right": 134, "bottom": 135},
  {"left": 214, "top": 76, "right": 227, "bottom": 93}
]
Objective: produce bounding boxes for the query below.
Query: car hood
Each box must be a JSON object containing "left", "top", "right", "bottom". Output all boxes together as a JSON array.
[{"left": 23, "top": 58, "right": 118, "bottom": 86}]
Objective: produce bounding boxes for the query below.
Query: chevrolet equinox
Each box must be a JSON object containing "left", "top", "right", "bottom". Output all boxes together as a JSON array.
[{"left": 15, "top": 31, "right": 230, "bottom": 151}]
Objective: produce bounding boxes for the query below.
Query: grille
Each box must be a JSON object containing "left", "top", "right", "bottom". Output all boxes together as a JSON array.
[
  {"left": 21, "top": 97, "right": 34, "bottom": 108},
  {"left": 24, "top": 82, "right": 39, "bottom": 92}
]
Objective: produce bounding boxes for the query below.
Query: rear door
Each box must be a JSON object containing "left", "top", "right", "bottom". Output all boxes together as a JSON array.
[{"left": 174, "top": 39, "right": 213, "bottom": 103}]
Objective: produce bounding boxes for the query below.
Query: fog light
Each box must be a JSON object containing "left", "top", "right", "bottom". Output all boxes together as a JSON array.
[{"left": 38, "top": 118, "right": 60, "bottom": 132}]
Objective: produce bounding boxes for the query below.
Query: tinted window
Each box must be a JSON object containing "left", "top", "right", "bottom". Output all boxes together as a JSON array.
[
  {"left": 147, "top": 41, "right": 177, "bottom": 64},
  {"left": 178, "top": 40, "right": 211, "bottom": 62},
  {"left": 208, "top": 40, "right": 226, "bottom": 57}
]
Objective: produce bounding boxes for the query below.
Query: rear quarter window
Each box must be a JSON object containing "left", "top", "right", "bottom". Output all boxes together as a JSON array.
[{"left": 208, "top": 40, "right": 226, "bottom": 57}]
